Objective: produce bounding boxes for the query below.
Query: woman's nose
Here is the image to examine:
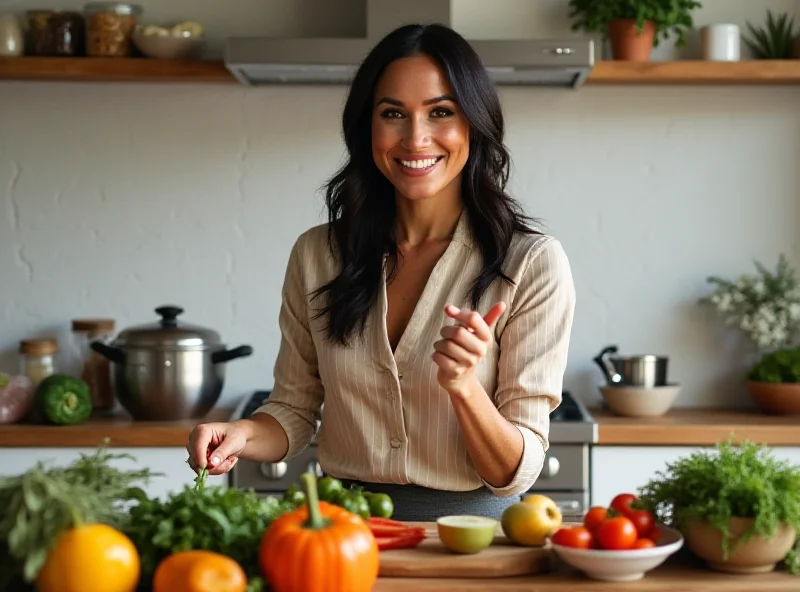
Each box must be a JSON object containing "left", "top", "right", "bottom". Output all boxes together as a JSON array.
[{"left": 402, "top": 115, "right": 432, "bottom": 150}]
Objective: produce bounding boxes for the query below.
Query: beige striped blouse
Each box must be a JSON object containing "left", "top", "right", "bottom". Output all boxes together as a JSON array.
[{"left": 255, "top": 211, "right": 576, "bottom": 496}]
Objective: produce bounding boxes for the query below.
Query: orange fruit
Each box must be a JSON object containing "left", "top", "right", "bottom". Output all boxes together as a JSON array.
[{"left": 36, "top": 523, "right": 140, "bottom": 592}]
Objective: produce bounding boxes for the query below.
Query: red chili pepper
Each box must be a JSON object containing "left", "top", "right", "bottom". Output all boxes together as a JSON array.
[
  {"left": 368, "top": 523, "right": 421, "bottom": 537},
  {"left": 368, "top": 517, "right": 408, "bottom": 528},
  {"left": 376, "top": 529, "right": 426, "bottom": 551}
]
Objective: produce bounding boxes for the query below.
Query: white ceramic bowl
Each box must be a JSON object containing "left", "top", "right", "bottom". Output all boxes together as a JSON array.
[
  {"left": 551, "top": 525, "right": 684, "bottom": 582},
  {"left": 600, "top": 384, "right": 681, "bottom": 417}
]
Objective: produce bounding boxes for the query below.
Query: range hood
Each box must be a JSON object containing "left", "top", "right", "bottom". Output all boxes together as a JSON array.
[{"left": 224, "top": 0, "right": 595, "bottom": 89}]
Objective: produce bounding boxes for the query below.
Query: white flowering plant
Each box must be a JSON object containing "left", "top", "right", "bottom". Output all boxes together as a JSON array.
[{"left": 701, "top": 254, "right": 800, "bottom": 383}]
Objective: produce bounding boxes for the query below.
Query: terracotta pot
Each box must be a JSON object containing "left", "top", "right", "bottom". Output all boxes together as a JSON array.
[
  {"left": 746, "top": 381, "right": 800, "bottom": 415},
  {"left": 607, "top": 19, "right": 656, "bottom": 61},
  {"left": 683, "top": 518, "right": 796, "bottom": 574}
]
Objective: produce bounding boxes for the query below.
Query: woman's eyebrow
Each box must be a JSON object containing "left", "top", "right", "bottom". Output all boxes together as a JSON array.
[{"left": 376, "top": 95, "right": 457, "bottom": 107}]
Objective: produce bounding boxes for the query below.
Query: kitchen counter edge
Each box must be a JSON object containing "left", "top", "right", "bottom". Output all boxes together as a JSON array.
[{"left": 593, "top": 407, "right": 800, "bottom": 446}]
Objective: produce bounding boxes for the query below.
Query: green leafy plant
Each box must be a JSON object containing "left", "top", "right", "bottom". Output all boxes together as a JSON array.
[
  {"left": 637, "top": 439, "right": 800, "bottom": 574},
  {"left": 0, "top": 442, "right": 157, "bottom": 590},
  {"left": 748, "top": 347, "right": 800, "bottom": 383},
  {"left": 744, "top": 10, "right": 797, "bottom": 59},
  {"left": 568, "top": 0, "right": 703, "bottom": 46},
  {"left": 123, "top": 467, "right": 299, "bottom": 590}
]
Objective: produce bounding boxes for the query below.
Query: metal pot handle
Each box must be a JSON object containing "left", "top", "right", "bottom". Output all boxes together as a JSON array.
[
  {"left": 211, "top": 345, "right": 253, "bottom": 364},
  {"left": 90, "top": 341, "right": 126, "bottom": 364}
]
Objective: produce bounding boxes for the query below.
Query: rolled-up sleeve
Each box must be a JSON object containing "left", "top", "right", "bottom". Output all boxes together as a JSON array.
[
  {"left": 484, "top": 237, "right": 576, "bottom": 496},
  {"left": 253, "top": 235, "right": 324, "bottom": 460}
]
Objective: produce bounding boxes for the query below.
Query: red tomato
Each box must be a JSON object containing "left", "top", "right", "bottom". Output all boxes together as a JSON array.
[
  {"left": 582, "top": 506, "right": 609, "bottom": 533},
  {"left": 551, "top": 526, "right": 593, "bottom": 549},
  {"left": 634, "top": 538, "right": 656, "bottom": 549},
  {"left": 595, "top": 516, "right": 638, "bottom": 550},
  {"left": 609, "top": 493, "right": 638, "bottom": 517},
  {"left": 627, "top": 509, "right": 655, "bottom": 537}
]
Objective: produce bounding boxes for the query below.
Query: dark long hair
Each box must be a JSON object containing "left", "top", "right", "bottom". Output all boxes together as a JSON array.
[{"left": 312, "top": 23, "right": 539, "bottom": 346}]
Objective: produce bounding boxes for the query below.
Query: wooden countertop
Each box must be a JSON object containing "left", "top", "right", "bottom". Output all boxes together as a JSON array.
[
  {"left": 1, "top": 406, "right": 799, "bottom": 448},
  {"left": 593, "top": 407, "right": 800, "bottom": 446},
  {"left": 0, "top": 407, "right": 234, "bottom": 447},
  {"left": 374, "top": 553, "right": 797, "bottom": 591}
]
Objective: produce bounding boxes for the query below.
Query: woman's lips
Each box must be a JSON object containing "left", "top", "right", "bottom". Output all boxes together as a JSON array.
[{"left": 395, "top": 156, "right": 444, "bottom": 177}]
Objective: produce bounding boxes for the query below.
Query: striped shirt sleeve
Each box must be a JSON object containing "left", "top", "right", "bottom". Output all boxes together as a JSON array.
[
  {"left": 484, "top": 237, "right": 577, "bottom": 496},
  {"left": 253, "top": 235, "right": 325, "bottom": 459}
]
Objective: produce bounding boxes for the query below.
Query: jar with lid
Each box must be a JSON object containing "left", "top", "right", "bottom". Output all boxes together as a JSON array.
[
  {"left": 83, "top": 2, "right": 142, "bottom": 57},
  {"left": 71, "top": 319, "right": 116, "bottom": 413},
  {"left": 19, "top": 338, "right": 58, "bottom": 387},
  {"left": 26, "top": 10, "right": 85, "bottom": 56}
]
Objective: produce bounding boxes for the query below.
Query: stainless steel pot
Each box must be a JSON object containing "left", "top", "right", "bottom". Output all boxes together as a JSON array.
[
  {"left": 593, "top": 345, "right": 668, "bottom": 388},
  {"left": 90, "top": 305, "right": 253, "bottom": 421}
]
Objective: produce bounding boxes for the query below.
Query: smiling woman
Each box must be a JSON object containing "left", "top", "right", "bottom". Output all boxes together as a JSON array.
[{"left": 187, "top": 23, "right": 577, "bottom": 522}]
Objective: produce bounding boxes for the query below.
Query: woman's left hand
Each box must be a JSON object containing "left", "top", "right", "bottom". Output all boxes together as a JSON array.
[{"left": 432, "top": 301, "right": 506, "bottom": 397}]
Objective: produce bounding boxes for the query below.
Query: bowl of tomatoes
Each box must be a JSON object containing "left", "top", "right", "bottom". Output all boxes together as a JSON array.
[{"left": 549, "top": 493, "right": 683, "bottom": 582}]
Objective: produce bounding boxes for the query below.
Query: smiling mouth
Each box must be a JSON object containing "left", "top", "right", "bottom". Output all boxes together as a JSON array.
[{"left": 396, "top": 156, "right": 444, "bottom": 170}]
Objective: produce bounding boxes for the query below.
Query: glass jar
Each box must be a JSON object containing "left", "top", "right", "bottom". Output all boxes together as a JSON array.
[
  {"left": 83, "top": 2, "right": 142, "bottom": 57},
  {"left": 71, "top": 318, "right": 116, "bottom": 412},
  {"left": 19, "top": 338, "right": 58, "bottom": 387},
  {"left": 26, "top": 10, "right": 85, "bottom": 56}
]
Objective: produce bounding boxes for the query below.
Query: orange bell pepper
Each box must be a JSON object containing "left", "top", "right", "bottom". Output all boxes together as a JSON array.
[
  {"left": 259, "top": 472, "right": 380, "bottom": 592},
  {"left": 152, "top": 550, "right": 247, "bottom": 592},
  {"left": 36, "top": 523, "right": 140, "bottom": 592}
]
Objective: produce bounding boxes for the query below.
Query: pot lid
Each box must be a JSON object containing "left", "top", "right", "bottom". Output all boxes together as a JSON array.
[{"left": 114, "top": 306, "right": 222, "bottom": 349}]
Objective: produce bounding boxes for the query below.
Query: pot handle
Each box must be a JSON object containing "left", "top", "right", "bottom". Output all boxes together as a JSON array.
[
  {"left": 90, "top": 341, "right": 126, "bottom": 364},
  {"left": 211, "top": 345, "right": 253, "bottom": 364}
]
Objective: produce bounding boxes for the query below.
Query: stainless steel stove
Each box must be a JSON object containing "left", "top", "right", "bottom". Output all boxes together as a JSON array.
[{"left": 228, "top": 390, "right": 596, "bottom": 521}]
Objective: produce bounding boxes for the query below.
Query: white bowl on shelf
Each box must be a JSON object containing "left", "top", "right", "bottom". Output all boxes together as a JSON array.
[
  {"left": 599, "top": 383, "right": 681, "bottom": 417},
  {"left": 551, "top": 525, "right": 684, "bottom": 582}
]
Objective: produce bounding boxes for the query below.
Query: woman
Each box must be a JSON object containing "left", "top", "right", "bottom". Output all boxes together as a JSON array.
[{"left": 187, "top": 23, "right": 576, "bottom": 521}]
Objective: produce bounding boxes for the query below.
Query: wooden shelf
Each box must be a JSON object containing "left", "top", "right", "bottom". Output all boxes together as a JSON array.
[
  {"left": 0, "top": 56, "right": 232, "bottom": 83},
  {"left": 587, "top": 59, "right": 800, "bottom": 85},
  {"left": 2, "top": 56, "right": 800, "bottom": 86}
]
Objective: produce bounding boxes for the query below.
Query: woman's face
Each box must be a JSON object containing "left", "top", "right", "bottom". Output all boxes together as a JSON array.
[{"left": 371, "top": 54, "right": 470, "bottom": 203}]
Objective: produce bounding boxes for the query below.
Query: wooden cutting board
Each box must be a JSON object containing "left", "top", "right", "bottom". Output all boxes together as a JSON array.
[{"left": 378, "top": 521, "right": 554, "bottom": 578}]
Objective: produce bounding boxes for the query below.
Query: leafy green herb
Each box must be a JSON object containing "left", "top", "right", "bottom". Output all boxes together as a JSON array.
[
  {"left": 567, "top": 0, "right": 703, "bottom": 47},
  {"left": 0, "top": 441, "right": 158, "bottom": 590},
  {"left": 637, "top": 439, "right": 800, "bottom": 573},
  {"left": 123, "top": 479, "right": 298, "bottom": 588},
  {"left": 748, "top": 347, "right": 800, "bottom": 383}
]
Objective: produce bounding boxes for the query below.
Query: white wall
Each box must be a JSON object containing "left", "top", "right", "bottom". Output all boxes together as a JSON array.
[{"left": 1, "top": 0, "right": 800, "bottom": 413}]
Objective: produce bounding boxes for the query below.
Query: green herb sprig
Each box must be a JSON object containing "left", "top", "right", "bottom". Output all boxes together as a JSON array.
[
  {"left": 123, "top": 475, "right": 298, "bottom": 587},
  {"left": 637, "top": 439, "right": 800, "bottom": 573},
  {"left": 0, "top": 442, "right": 158, "bottom": 589}
]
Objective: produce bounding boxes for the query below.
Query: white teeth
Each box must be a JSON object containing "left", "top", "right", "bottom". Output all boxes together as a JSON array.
[{"left": 399, "top": 157, "right": 439, "bottom": 169}]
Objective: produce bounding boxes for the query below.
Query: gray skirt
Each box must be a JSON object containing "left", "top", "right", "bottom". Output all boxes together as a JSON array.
[{"left": 341, "top": 479, "right": 518, "bottom": 522}]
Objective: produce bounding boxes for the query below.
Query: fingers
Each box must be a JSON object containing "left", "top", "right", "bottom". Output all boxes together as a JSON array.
[
  {"left": 187, "top": 424, "right": 214, "bottom": 470},
  {"left": 438, "top": 325, "right": 486, "bottom": 359},
  {"left": 444, "top": 301, "right": 506, "bottom": 342},
  {"left": 207, "top": 456, "right": 238, "bottom": 476}
]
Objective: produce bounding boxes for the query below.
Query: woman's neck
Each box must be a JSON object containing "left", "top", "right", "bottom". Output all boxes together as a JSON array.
[{"left": 394, "top": 193, "right": 463, "bottom": 248}]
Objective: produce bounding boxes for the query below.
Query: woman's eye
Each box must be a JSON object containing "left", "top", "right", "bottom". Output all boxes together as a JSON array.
[
  {"left": 380, "top": 108, "right": 404, "bottom": 119},
  {"left": 431, "top": 106, "right": 453, "bottom": 118}
]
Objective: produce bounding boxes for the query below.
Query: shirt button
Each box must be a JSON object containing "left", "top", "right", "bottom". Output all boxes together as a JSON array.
[{"left": 390, "top": 437, "right": 402, "bottom": 449}]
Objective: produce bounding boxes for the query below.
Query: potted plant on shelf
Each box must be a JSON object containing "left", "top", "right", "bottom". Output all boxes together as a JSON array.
[
  {"left": 637, "top": 440, "right": 800, "bottom": 575},
  {"left": 568, "top": 0, "right": 703, "bottom": 62},
  {"left": 743, "top": 10, "right": 797, "bottom": 59},
  {"left": 701, "top": 254, "right": 800, "bottom": 415}
]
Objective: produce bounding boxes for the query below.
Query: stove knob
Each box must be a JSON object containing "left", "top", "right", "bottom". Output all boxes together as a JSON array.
[
  {"left": 260, "top": 461, "right": 288, "bottom": 480},
  {"left": 540, "top": 456, "right": 560, "bottom": 478}
]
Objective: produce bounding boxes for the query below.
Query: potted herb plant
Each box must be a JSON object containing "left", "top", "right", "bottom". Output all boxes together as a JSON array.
[
  {"left": 638, "top": 440, "right": 800, "bottom": 574},
  {"left": 701, "top": 254, "right": 800, "bottom": 415},
  {"left": 743, "top": 10, "right": 797, "bottom": 59},
  {"left": 568, "top": 0, "right": 703, "bottom": 62}
]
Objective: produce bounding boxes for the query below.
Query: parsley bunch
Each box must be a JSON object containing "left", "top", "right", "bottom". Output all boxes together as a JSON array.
[{"left": 637, "top": 439, "right": 800, "bottom": 573}]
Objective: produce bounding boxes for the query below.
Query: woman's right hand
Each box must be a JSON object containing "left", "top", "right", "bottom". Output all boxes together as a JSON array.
[{"left": 187, "top": 421, "right": 248, "bottom": 476}]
